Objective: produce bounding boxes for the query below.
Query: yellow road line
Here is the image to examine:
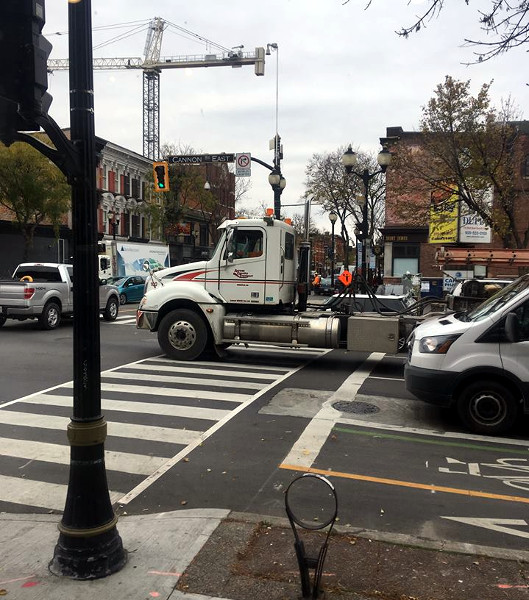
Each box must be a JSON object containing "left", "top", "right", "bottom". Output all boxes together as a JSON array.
[{"left": 279, "top": 464, "right": 529, "bottom": 505}]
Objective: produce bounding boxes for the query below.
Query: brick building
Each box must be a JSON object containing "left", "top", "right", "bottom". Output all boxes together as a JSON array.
[{"left": 380, "top": 123, "right": 529, "bottom": 286}]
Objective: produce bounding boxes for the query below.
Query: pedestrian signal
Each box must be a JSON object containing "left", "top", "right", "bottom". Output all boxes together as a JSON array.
[{"left": 153, "top": 161, "right": 170, "bottom": 192}]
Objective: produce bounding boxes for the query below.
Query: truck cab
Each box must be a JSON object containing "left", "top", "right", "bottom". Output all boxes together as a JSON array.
[{"left": 146, "top": 217, "right": 297, "bottom": 308}]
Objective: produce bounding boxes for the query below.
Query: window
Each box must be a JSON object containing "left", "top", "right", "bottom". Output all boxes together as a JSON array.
[
  {"left": 231, "top": 230, "right": 264, "bottom": 259},
  {"left": 285, "top": 232, "right": 294, "bottom": 260},
  {"left": 392, "top": 244, "right": 420, "bottom": 277},
  {"left": 523, "top": 154, "right": 529, "bottom": 178}
]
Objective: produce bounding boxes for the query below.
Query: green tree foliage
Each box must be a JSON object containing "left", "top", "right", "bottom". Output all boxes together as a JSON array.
[
  {"left": 0, "top": 142, "right": 70, "bottom": 259},
  {"left": 391, "top": 76, "right": 527, "bottom": 248}
]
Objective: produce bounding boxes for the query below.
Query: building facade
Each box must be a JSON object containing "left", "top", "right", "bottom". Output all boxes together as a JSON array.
[{"left": 380, "top": 124, "right": 529, "bottom": 286}]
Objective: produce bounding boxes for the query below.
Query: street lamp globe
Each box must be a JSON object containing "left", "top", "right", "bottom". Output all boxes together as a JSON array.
[
  {"left": 268, "top": 170, "right": 281, "bottom": 186},
  {"left": 341, "top": 145, "right": 358, "bottom": 173},
  {"left": 329, "top": 211, "right": 337, "bottom": 225},
  {"left": 377, "top": 147, "right": 392, "bottom": 171},
  {"left": 279, "top": 175, "right": 286, "bottom": 190}
]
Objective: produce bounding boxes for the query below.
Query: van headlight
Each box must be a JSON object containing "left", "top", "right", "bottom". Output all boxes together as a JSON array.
[{"left": 418, "top": 334, "right": 461, "bottom": 354}]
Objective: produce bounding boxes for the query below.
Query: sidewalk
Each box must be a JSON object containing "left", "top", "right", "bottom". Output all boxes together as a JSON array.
[{"left": 2, "top": 509, "right": 529, "bottom": 600}]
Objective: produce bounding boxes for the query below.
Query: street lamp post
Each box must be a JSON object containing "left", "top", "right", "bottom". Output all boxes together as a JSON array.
[
  {"left": 341, "top": 145, "right": 392, "bottom": 289},
  {"left": 268, "top": 165, "right": 286, "bottom": 219},
  {"left": 329, "top": 211, "right": 337, "bottom": 286}
]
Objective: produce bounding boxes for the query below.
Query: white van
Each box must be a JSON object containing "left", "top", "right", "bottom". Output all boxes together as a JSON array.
[{"left": 405, "top": 274, "right": 529, "bottom": 435}]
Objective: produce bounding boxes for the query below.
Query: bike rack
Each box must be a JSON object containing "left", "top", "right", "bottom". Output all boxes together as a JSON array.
[{"left": 285, "top": 473, "right": 338, "bottom": 599}]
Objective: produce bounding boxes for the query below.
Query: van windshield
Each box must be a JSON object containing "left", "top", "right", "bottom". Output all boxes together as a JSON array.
[{"left": 465, "top": 275, "right": 529, "bottom": 322}]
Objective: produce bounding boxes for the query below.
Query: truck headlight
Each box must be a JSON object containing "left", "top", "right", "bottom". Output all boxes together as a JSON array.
[{"left": 418, "top": 334, "right": 461, "bottom": 354}]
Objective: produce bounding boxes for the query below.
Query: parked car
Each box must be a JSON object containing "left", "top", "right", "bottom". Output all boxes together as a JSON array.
[
  {"left": 314, "top": 277, "right": 335, "bottom": 295},
  {"left": 115, "top": 275, "right": 146, "bottom": 305}
]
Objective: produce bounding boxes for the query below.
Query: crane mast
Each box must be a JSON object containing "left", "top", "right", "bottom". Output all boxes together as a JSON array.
[{"left": 47, "top": 18, "right": 266, "bottom": 159}]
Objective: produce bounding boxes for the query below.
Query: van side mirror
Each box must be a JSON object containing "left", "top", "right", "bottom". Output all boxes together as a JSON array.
[{"left": 505, "top": 312, "right": 520, "bottom": 343}]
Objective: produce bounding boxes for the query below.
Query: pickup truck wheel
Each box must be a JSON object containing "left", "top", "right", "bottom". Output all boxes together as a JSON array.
[
  {"left": 457, "top": 380, "right": 519, "bottom": 435},
  {"left": 119, "top": 293, "right": 127, "bottom": 305},
  {"left": 103, "top": 296, "right": 119, "bottom": 321},
  {"left": 158, "top": 309, "right": 208, "bottom": 361},
  {"left": 39, "top": 302, "right": 61, "bottom": 330}
]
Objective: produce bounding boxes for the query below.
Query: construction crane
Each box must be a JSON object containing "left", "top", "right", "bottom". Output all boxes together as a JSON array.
[{"left": 48, "top": 17, "right": 266, "bottom": 160}]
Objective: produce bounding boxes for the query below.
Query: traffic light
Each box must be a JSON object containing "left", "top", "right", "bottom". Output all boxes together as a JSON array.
[
  {"left": 0, "top": 0, "right": 53, "bottom": 133},
  {"left": 153, "top": 161, "right": 170, "bottom": 192}
]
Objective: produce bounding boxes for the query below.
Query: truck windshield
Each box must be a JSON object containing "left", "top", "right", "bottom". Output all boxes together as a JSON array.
[{"left": 465, "top": 275, "right": 529, "bottom": 322}]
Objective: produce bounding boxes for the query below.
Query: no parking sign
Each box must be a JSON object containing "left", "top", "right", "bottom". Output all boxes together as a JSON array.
[{"left": 235, "top": 153, "right": 251, "bottom": 176}]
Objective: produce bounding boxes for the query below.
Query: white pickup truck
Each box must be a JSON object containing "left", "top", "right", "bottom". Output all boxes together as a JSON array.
[{"left": 0, "top": 263, "right": 120, "bottom": 330}]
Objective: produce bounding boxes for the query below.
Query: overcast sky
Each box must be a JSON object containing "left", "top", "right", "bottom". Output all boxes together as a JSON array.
[{"left": 43, "top": 0, "right": 528, "bottom": 231}]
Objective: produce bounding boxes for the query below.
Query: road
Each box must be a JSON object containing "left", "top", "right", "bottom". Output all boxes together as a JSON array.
[{"left": 1, "top": 307, "right": 529, "bottom": 554}]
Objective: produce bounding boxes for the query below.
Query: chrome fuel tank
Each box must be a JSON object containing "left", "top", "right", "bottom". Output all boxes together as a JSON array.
[{"left": 223, "top": 312, "right": 340, "bottom": 348}]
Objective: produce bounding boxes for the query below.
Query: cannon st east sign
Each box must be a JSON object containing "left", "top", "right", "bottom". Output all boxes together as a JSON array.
[{"left": 167, "top": 154, "right": 235, "bottom": 164}]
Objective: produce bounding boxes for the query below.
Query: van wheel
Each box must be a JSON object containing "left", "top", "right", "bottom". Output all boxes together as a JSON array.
[
  {"left": 103, "top": 296, "right": 119, "bottom": 321},
  {"left": 457, "top": 380, "right": 519, "bottom": 435},
  {"left": 158, "top": 309, "right": 208, "bottom": 361},
  {"left": 39, "top": 302, "right": 61, "bottom": 330}
]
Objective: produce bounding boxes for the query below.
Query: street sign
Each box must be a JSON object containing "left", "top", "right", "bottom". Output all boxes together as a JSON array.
[
  {"left": 235, "top": 152, "right": 251, "bottom": 177},
  {"left": 166, "top": 153, "right": 235, "bottom": 164},
  {"left": 338, "top": 270, "right": 352, "bottom": 287}
]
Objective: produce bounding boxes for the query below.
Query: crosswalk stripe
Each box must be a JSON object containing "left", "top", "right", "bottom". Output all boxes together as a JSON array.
[
  {"left": 146, "top": 356, "right": 291, "bottom": 373},
  {"left": 0, "top": 474, "right": 121, "bottom": 511},
  {"left": 62, "top": 381, "right": 250, "bottom": 403},
  {"left": 0, "top": 437, "right": 169, "bottom": 475},
  {"left": 113, "top": 317, "right": 137, "bottom": 325},
  {"left": 124, "top": 362, "right": 281, "bottom": 381},
  {"left": 102, "top": 370, "right": 267, "bottom": 390},
  {"left": 0, "top": 409, "right": 212, "bottom": 442},
  {"left": 22, "top": 394, "right": 232, "bottom": 422}
]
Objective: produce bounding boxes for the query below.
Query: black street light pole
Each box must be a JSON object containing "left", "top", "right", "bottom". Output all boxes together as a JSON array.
[
  {"left": 50, "top": 0, "right": 126, "bottom": 579},
  {"left": 342, "top": 145, "right": 392, "bottom": 289},
  {"left": 329, "top": 211, "right": 337, "bottom": 286},
  {"left": 268, "top": 134, "right": 286, "bottom": 219}
]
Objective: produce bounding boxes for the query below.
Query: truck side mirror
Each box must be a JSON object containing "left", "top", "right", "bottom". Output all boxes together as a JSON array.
[
  {"left": 226, "top": 228, "right": 235, "bottom": 263},
  {"left": 505, "top": 312, "right": 520, "bottom": 343}
]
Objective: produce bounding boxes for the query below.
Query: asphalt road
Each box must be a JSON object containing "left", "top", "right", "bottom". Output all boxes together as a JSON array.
[{"left": 2, "top": 308, "right": 529, "bottom": 555}]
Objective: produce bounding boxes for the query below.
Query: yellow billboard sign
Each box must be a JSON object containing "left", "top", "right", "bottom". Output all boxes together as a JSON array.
[{"left": 428, "top": 186, "right": 459, "bottom": 244}]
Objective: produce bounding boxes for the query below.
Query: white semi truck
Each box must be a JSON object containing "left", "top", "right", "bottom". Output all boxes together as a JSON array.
[{"left": 136, "top": 214, "right": 435, "bottom": 361}]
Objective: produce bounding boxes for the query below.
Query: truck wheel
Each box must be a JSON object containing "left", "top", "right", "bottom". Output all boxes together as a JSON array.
[
  {"left": 158, "top": 309, "right": 208, "bottom": 361},
  {"left": 103, "top": 296, "right": 119, "bottom": 321},
  {"left": 39, "top": 302, "right": 61, "bottom": 330},
  {"left": 457, "top": 380, "right": 519, "bottom": 435},
  {"left": 119, "top": 293, "right": 127, "bottom": 305}
]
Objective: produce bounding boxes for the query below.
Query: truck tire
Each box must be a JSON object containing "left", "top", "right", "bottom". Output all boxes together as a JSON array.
[
  {"left": 39, "top": 302, "right": 61, "bottom": 330},
  {"left": 158, "top": 309, "right": 208, "bottom": 361},
  {"left": 457, "top": 380, "right": 519, "bottom": 435},
  {"left": 103, "top": 296, "right": 119, "bottom": 321}
]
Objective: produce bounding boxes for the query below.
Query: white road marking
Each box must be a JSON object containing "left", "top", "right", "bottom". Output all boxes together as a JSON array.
[
  {"left": 281, "top": 353, "right": 385, "bottom": 468},
  {"left": 124, "top": 362, "right": 282, "bottom": 381},
  {"left": 443, "top": 517, "right": 529, "bottom": 539},
  {"left": 0, "top": 436, "right": 169, "bottom": 475},
  {"left": 23, "top": 393, "right": 229, "bottom": 422},
  {"left": 102, "top": 370, "right": 266, "bottom": 390},
  {"left": 0, "top": 474, "right": 121, "bottom": 511}
]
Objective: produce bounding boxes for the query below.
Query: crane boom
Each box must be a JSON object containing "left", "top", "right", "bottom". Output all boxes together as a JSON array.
[
  {"left": 47, "top": 16, "right": 266, "bottom": 159},
  {"left": 48, "top": 50, "right": 265, "bottom": 72}
]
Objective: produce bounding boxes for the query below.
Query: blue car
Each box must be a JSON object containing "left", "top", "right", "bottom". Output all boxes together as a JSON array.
[{"left": 115, "top": 275, "right": 146, "bottom": 305}]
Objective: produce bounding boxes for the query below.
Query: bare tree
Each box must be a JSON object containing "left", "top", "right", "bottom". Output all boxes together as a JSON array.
[
  {"left": 304, "top": 146, "right": 387, "bottom": 265},
  {"left": 355, "top": 0, "right": 529, "bottom": 62}
]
